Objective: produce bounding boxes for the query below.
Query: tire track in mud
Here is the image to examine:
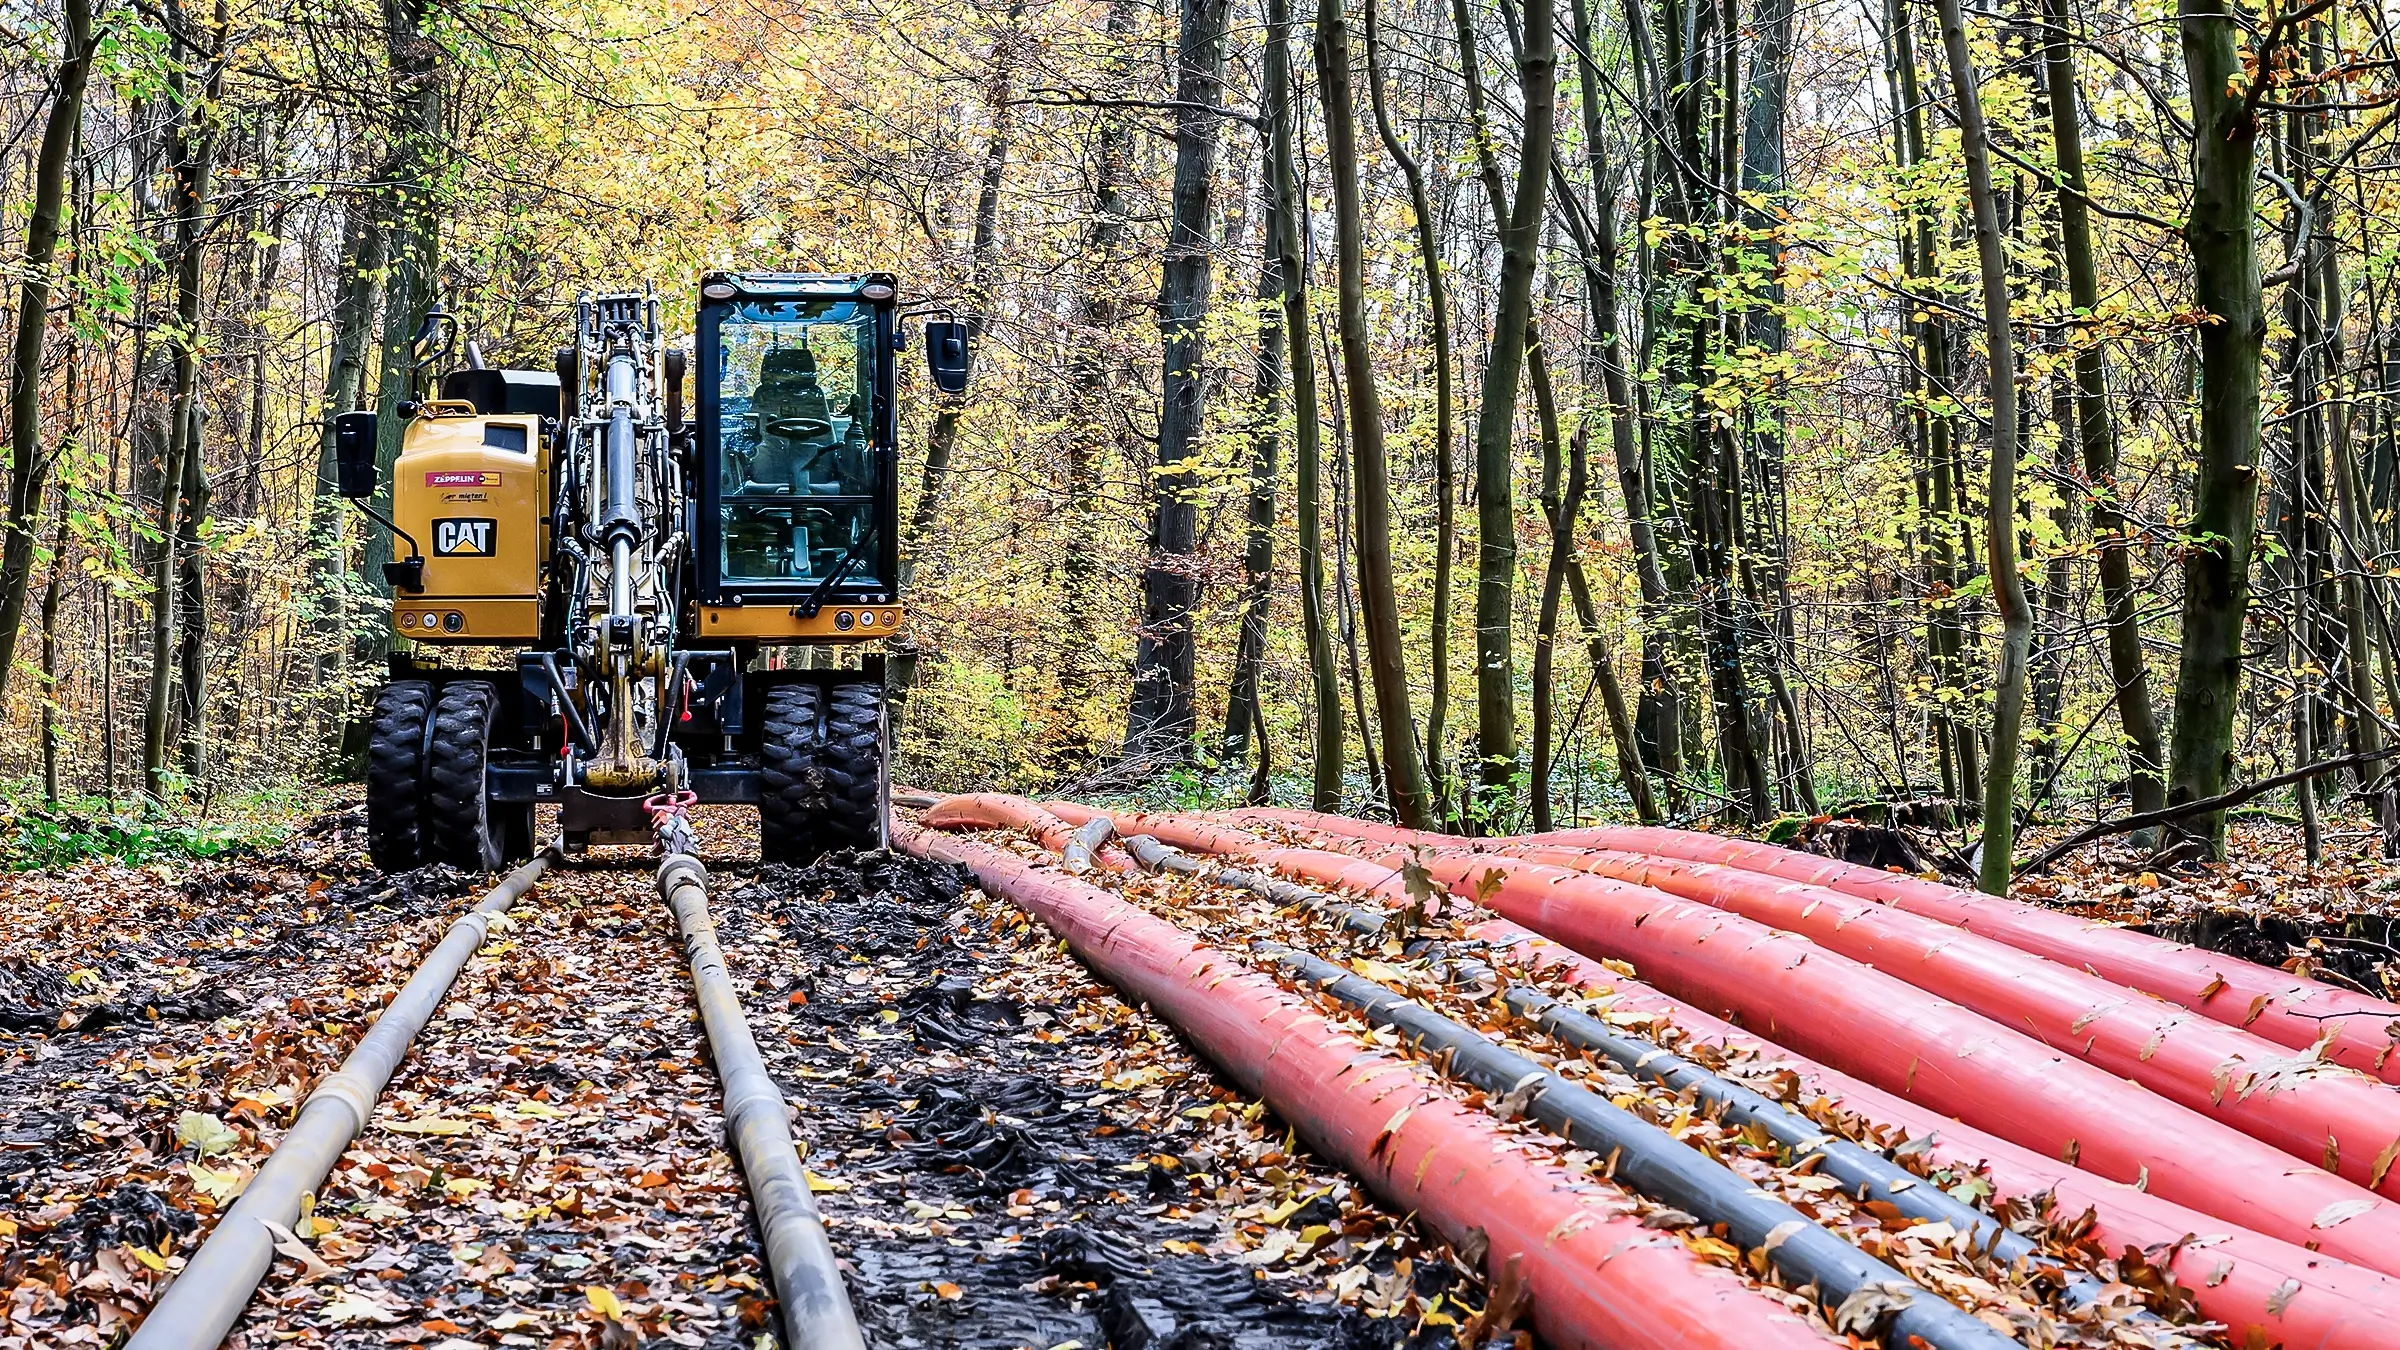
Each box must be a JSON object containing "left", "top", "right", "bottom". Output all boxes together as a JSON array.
[{"left": 714, "top": 846, "right": 1456, "bottom": 1350}]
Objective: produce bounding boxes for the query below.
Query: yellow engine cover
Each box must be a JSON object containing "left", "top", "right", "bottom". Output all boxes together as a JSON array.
[{"left": 390, "top": 405, "right": 547, "bottom": 643}]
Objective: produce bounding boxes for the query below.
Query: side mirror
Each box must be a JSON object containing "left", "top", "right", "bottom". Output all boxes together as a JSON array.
[
  {"left": 925, "top": 320, "right": 970, "bottom": 395},
  {"left": 334, "top": 411, "right": 379, "bottom": 498}
]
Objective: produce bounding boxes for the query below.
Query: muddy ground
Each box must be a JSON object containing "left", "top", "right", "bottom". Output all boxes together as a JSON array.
[{"left": 0, "top": 808, "right": 1455, "bottom": 1348}]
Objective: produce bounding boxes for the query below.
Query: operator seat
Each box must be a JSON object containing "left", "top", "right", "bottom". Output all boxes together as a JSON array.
[{"left": 749, "top": 346, "right": 834, "bottom": 490}]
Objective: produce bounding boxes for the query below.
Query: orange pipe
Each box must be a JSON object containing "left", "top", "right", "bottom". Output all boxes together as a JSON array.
[
  {"left": 1233, "top": 806, "right": 2400, "bottom": 1083},
  {"left": 894, "top": 817, "right": 1836, "bottom": 1350},
  {"left": 1478, "top": 919, "right": 2400, "bottom": 1350},
  {"left": 1071, "top": 802, "right": 2400, "bottom": 1345},
  {"left": 1136, "top": 813, "right": 2400, "bottom": 1278},
  {"left": 1501, "top": 842, "right": 2400, "bottom": 1196}
]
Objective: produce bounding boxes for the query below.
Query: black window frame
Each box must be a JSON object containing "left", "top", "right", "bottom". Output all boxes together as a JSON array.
[{"left": 693, "top": 274, "right": 899, "bottom": 609}]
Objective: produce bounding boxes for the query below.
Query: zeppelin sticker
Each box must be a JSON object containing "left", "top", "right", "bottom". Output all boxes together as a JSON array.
[
  {"left": 433, "top": 518, "right": 497, "bottom": 556},
  {"left": 426, "top": 471, "right": 501, "bottom": 486}
]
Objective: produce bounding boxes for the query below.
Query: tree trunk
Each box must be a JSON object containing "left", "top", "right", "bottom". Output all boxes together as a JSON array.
[
  {"left": 174, "top": 405, "right": 211, "bottom": 780},
  {"left": 1738, "top": 0, "right": 1811, "bottom": 810},
  {"left": 364, "top": 0, "right": 449, "bottom": 614},
  {"left": 1530, "top": 326, "right": 1573, "bottom": 830},
  {"left": 1125, "top": 0, "right": 1230, "bottom": 769},
  {"left": 1067, "top": 0, "right": 1136, "bottom": 728},
  {"left": 1934, "top": 0, "right": 2030, "bottom": 893},
  {"left": 144, "top": 0, "right": 224, "bottom": 802},
  {"left": 1317, "top": 0, "right": 1430, "bottom": 825},
  {"left": 2041, "top": 0, "right": 2164, "bottom": 817},
  {"left": 2168, "top": 0, "right": 2267, "bottom": 860},
  {"left": 310, "top": 193, "right": 385, "bottom": 694},
  {"left": 1221, "top": 143, "right": 1283, "bottom": 766},
  {"left": 1365, "top": 0, "right": 1458, "bottom": 823},
  {"left": 1265, "top": 0, "right": 1342, "bottom": 810},
  {"left": 1457, "top": 0, "right": 1556, "bottom": 814},
  {"left": 0, "top": 0, "right": 95, "bottom": 705}
]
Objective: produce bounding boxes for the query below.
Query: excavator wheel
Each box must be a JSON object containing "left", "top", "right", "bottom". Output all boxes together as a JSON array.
[
  {"left": 365, "top": 680, "right": 433, "bottom": 872},
  {"left": 760, "top": 680, "right": 889, "bottom": 864},
  {"left": 426, "top": 681, "right": 505, "bottom": 873},
  {"left": 820, "top": 681, "right": 889, "bottom": 851},
  {"left": 760, "top": 684, "right": 828, "bottom": 865}
]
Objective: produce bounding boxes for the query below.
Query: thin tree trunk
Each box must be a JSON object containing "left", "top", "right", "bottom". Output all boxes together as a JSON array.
[
  {"left": 1066, "top": 0, "right": 1137, "bottom": 746},
  {"left": 1364, "top": 0, "right": 1457, "bottom": 822},
  {"left": 0, "top": 0, "right": 95, "bottom": 704},
  {"left": 1126, "top": 0, "right": 1230, "bottom": 768},
  {"left": 174, "top": 405, "right": 210, "bottom": 780},
  {"left": 2041, "top": 0, "right": 2164, "bottom": 818},
  {"left": 1317, "top": 0, "right": 1430, "bottom": 825},
  {"left": 144, "top": 0, "right": 224, "bottom": 802},
  {"left": 1530, "top": 326, "right": 1574, "bottom": 830},
  {"left": 310, "top": 191, "right": 384, "bottom": 695},
  {"left": 1934, "top": 0, "right": 2030, "bottom": 892},
  {"left": 1453, "top": 0, "right": 1556, "bottom": 814},
  {"left": 1221, "top": 143, "right": 1283, "bottom": 766},
  {"left": 1267, "top": 0, "right": 1343, "bottom": 810},
  {"left": 2168, "top": 0, "right": 2268, "bottom": 860}
]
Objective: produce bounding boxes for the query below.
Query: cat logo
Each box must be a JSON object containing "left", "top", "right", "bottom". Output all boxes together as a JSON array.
[{"left": 433, "top": 517, "right": 497, "bottom": 557}]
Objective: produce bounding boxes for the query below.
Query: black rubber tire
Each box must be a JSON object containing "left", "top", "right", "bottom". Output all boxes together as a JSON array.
[
  {"left": 426, "top": 681, "right": 504, "bottom": 873},
  {"left": 365, "top": 680, "right": 433, "bottom": 873},
  {"left": 819, "top": 681, "right": 888, "bottom": 852},
  {"left": 760, "top": 683, "right": 827, "bottom": 865}
]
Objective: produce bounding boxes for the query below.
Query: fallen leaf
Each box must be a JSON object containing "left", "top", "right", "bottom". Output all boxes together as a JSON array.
[
  {"left": 384, "top": 1115, "right": 474, "bottom": 1136},
  {"left": 257, "top": 1218, "right": 335, "bottom": 1282},
  {"left": 320, "top": 1291, "right": 400, "bottom": 1325},
  {"left": 175, "top": 1111, "right": 239, "bottom": 1156}
]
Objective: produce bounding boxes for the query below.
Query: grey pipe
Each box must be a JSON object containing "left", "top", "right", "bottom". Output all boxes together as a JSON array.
[
  {"left": 127, "top": 848, "right": 557, "bottom": 1350},
  {"left": 656, "top": 853, "right": 864, "bottom": 1350},
  {"left": 1262, "top": 944, "right": 2022, "bottom": 1350}
]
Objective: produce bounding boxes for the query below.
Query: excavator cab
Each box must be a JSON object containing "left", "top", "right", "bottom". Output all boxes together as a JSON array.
[{"left": 346, "top": 272, "right": 959, "bottom": 871}]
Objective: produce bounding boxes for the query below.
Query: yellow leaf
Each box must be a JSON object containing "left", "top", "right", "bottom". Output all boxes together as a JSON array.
[
  {"left": 806, "top": 1170, "right": 851, "bottom": 1193},
  {"left": 586, "top": 1285, "right": 624, "bottom": 1318},
  {"left": 385, "top": 1116, "right": 473, "bottom": 1136},
  {"left": 126, "top": 1244, "right": 166, "bottom": 1272},
  {"left": 932, "top": 1281, "right": 962, "bottom": 1300}
]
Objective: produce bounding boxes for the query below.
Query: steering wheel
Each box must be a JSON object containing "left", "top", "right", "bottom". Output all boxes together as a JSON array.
[{"left": 764, "top": 415, "right": 832, "bottom": 442}]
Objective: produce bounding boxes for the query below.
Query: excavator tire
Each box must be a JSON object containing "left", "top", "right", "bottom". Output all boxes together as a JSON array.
[
  {"left": 759, "top": 679, "right": 888, "bottom": 864},
  {"left": 820, "top": 681, "right": 888, "bottom": 851},
  {"left": 365, "top": 680, "right": 433, "bottom": 873},
  {"left": 760, "top": 683, "right": 828, "bottom": 864},
  {"left": 426, "top": 681, "right": 504, "bottom": 873}
]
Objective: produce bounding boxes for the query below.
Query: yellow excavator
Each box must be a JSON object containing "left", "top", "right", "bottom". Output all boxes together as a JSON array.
[{"left": 335, "top": 274, "right": 969, "bottom": 867}]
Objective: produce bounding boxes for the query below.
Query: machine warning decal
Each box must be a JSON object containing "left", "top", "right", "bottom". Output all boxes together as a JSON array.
[
  {"left": 427, "top": 470, "right": 502, "bottom": 486},
  {"left": 433, "top": 518, "right": 498, "bottom": 556}
]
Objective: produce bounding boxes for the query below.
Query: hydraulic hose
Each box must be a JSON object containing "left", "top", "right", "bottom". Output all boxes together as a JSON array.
[
  {"left": 1501, "top": 842, "right": 2400, "bottom": 1194},
  {"left": 1234, "top": 807, "right": 2400, "bottom": 1083},
  {"left": 894, "top": 819, "right": 1839, "bottom": 1350},
  {"left": 1261, "top": 945, "right": 2018, "bottom": 1350},
  {"left": 128, "top": 849, "right": 556, "bottom": 1350},
  {"left": 1036, "top": 799, "right": 2400, "bottom": 1346},
  {"left": 657, "top": 854, "right": 863, "bottom": 1350}
]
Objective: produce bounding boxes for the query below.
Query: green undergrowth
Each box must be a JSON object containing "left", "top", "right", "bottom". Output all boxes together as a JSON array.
[{"left": 0, "top": 780, "right": 317, "bottom": 870}]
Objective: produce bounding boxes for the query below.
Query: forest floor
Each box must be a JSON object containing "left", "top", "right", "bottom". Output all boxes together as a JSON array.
[
  {"left": 1, "top": 798, "right": 2393, "bottom": 1349},
  {"left": 0, "top": 804, "right": 1437, "bottom": 1349}
]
